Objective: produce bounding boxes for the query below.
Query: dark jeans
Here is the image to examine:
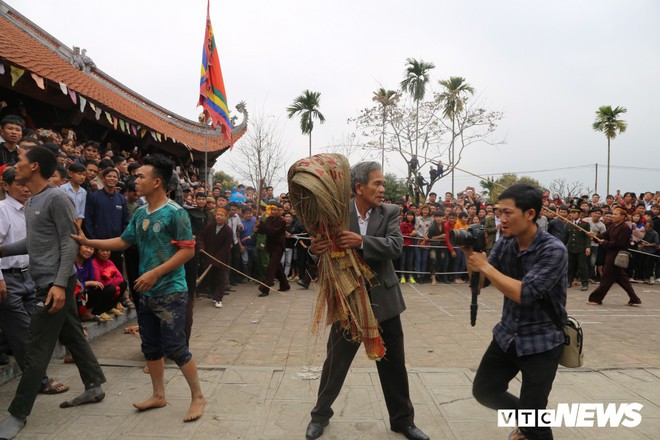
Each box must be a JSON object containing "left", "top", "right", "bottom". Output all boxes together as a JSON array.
[
  {"left": 8, "top": 275, "right": 106, "bottom": 418},
  {"left": 0, "top": 270, "right": 36, "bottom": 370},
  {"left": 473, "top": 339, "right": 563, "bottom": 440},
  {"left": 398, "top": 246, "right": 415, "bottom": 279},
  {"left": 311, "top": 315, "right": 415, "bottom": 430},
  {"left": 230, "top": 242, "right": 242, "bottom": 283},
  {"left": 429, "top": 248, "right": 449, "bottom": 282},
  {"left": 138, "top": 291, "right": 192, "bottom": 367},
  {"left": 567, "top": 251, "right": 588, "bottom": 284}
]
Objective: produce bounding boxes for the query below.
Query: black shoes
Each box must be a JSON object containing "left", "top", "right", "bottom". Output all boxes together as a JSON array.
[
  {"left": 305, "top": 420, "right": 328, "bottom": 440},
  {"left": 296, "top": 279, "right": 310, "bottom": 289},
  {"left": 258, "top": 291, "right": 269, "bottom": 297},
  {"left": 580, "top": 283, "right": 589, "bottom": 291},
  {"left": 392, "top": 424, "right": 430, "bottom": 440}
]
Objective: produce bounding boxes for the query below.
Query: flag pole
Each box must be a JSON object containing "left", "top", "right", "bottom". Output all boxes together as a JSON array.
[{"left": 204, "top": 124, "right": 209, "bottom": 189}]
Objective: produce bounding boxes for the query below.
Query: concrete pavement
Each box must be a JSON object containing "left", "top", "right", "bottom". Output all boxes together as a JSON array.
[{"left": 1, "top": 279, "right": 660, "bottom": 439}]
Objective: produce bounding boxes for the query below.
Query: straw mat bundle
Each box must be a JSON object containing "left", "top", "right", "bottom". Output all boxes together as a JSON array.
[{"left": 288, "top": 154, "right": 385, "bottom": 360}]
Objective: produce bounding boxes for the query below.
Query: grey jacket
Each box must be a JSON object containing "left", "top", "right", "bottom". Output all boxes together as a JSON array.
[{"left": 349, "top": 201, "right": 406, "bottom": 322}]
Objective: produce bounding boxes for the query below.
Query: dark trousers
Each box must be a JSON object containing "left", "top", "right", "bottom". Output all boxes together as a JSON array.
[
  {"left": 640, "top": 252, "right": 657, "bottom": 280},
  {"left": 429, "top": 248, "right": 449, "bottom": 282},
  {"left": 473, "top": 339, "right": 563, "bottom": 440},
  {"left": 311, "top": 315, "right": 415, "bottom": 430},
  {"left": 184, "top": 250, "right": 199, "bottom": 346},
  {"left": 588, "top": 251, "right": 640, "bottom": 304},
  {"left": 86, "top": 283, "right": 123, "bottom": 315},
  {"left": 0, "top": 271, "right": 36, "bottom": 370},
  {"left": 124, "top": 245, "right": 140, "bottom": 308},
  {"left": 230, "top": 243, "right": 242, "bottom": 284},
  {"left": 8, "top": 275, "right": 106, "bottom": 418},
  {"left": 109, "top": 251, "right": 124, "bottom": 280},
  {"left": 208, "top": 265, "right": 228, "bottom": 302},
  {"left": 260, "top": 247, "right": 289, "bottom": 292},
  {"left": 398, "top": 246, "right": 415, "bottom": 279},
  {"left": 567, "top": 251, "right": 588, "bottom": 284}
]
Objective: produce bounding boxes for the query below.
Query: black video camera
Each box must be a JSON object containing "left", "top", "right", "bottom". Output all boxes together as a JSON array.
[{"left": 450, "top": 224, "right": 486, "bottom": 253}]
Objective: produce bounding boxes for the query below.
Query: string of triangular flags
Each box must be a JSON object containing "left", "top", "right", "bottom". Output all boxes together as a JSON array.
[{"left": 0, "top": 59, "right": 191, "bottom": 149}]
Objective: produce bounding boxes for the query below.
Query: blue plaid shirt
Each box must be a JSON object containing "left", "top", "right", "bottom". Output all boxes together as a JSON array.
[{"left": 488, "top": 228, "right": 568, "bottom": 356}]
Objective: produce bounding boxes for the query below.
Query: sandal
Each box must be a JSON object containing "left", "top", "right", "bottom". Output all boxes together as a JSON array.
[
  {"left": 124, "top": 325, "right": 140, "bottom": 335},
  {"left": 98, "top": 312, "right": 114, "bottom": 321},
  {"left": 40, "top": 378, "right": 70, "bottom": 394}
]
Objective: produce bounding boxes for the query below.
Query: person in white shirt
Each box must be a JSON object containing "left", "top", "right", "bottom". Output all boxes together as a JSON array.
[{"left": 60, "top": 163, "right": 88, "bottom": 227}]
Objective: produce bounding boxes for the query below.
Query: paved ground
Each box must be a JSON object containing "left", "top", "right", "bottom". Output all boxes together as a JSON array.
[{"left": 1, "top": 279, "right": 660, "bottom": 439}]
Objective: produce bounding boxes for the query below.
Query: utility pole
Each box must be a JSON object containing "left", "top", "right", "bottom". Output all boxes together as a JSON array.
[{"left": 594, "top": 163, "right": 598, "bottom": 194}]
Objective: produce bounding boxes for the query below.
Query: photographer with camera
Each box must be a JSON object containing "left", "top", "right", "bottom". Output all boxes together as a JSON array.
[{"left": 461, "top": 183, "right": 568, "bottom": 440}]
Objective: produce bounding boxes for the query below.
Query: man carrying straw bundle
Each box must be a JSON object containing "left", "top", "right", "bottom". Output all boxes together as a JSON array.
[{"left": 289, "top": 158, "right": 428, "bottom": 440}]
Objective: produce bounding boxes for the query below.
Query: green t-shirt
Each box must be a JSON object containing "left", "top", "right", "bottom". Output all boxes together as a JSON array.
[{"left": 121, "top": 200, "right": 192, "bottom": 296}]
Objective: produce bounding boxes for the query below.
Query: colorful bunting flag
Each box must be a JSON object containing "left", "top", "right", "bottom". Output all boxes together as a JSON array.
[
  {"left": 0, "top": 64, "right": 5, "bottom": 75},
  {"left": 31, "top": 73, "right": 45, "bottom": 90},
  {"left": 197, "top": 0, "right": 233, "bottom": 145},
  {"left": 59, "top": 82, "right": 68, "bottom": 94},
  {"left": 10, "top": 66, "right": 25, "bottom": 86},
  {"left": 68, "top": 89, "right": 77, "bottom": 104},
  {"left": 79, "top": 96, "right": 87, "bottom": 112}
]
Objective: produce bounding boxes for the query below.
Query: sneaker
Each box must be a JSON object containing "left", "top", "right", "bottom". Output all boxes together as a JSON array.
[
  {"left": 400, "top": 276, "right": 406, "bottom": 284},
  {"left": 409, "top": 277, "right": 416, "bottom": 284},
  {"left": 580, "top": 283, "right": 589, "bottom": 291},
  {"left": 214, "top": 301, "right": 223, "bottom": 308}
]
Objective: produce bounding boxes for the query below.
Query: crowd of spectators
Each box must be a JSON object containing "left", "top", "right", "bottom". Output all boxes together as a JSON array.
[
  {"left": 0, "top": 112, "right": 658, "bottom": 367},
  {"left": 394, "top": 188, "right": 660, "bottom": 288}
]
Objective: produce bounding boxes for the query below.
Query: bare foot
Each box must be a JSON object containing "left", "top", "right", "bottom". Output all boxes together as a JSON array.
[
  {"left": 183, "top": 397, "right": 206, "bottom": 422},
  {"left": 143, "top": 364, "right": 149, "bottom": 374},
  {"left": 133, "top": 395, "right": 167, "bottom": 411}
]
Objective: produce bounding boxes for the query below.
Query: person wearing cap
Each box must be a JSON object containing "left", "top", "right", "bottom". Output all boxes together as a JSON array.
[
  {"left": 205, "top": 197, "right": 217, "bottom": 222},
  {"left": 255, "top": 201, "right": 289, "bottom": 297},
  {"left": 563, "top": 208, "right": 591, "bottom": 291},
  {"left": 199, "top": 207, "right": 232, "bottom": 308}
]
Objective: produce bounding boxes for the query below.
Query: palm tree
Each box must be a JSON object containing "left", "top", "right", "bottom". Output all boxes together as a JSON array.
[
  {"left": 438, "top": 76, "right": 474, "bottom": 195},
  {"left": 287, "top": 90, "right": 326, "bottom": 157},
  {"left": 400, "top": 58, "right": 435, "bottom": 157},
  {"left": 592, "top": 105, "right": 627, "bottom": 196},
  {"left": 372, "top": 88, "right": 398, "bottom": 171}
]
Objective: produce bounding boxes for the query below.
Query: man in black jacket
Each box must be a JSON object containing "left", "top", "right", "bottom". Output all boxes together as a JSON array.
[{"left": 304, "top": 162, "right": 428, "bottom": 440}]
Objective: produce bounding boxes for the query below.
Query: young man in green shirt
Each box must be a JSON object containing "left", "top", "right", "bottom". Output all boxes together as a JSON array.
[{"left": 72, "top": 154, "right": 205, "bottom": 422}]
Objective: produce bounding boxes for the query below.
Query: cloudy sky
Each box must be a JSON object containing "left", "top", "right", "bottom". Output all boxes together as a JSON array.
[{"left": 8, "top": 0, "right": 660, "bottom": 195}]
